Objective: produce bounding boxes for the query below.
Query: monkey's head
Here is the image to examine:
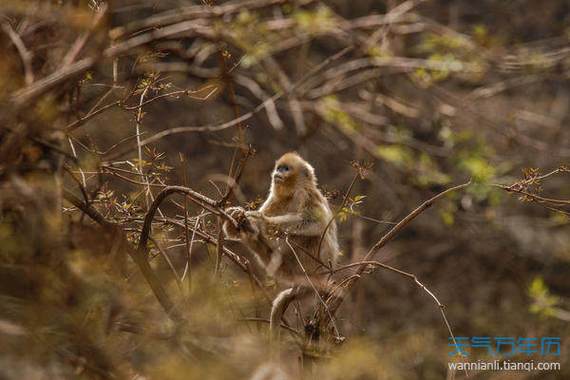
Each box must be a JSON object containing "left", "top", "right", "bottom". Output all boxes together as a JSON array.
[{"left": 271, "top": 152, "right": 317, "bottom": 192}]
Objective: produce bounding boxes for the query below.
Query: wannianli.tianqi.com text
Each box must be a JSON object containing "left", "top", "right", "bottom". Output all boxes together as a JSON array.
[{"left": 448, "top": 360, "right": 561, "bottom": 372}]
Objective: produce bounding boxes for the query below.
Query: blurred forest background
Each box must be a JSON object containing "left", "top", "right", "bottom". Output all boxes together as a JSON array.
[{"left": 0, "top": 0, "right": 569, "bottom": 379}]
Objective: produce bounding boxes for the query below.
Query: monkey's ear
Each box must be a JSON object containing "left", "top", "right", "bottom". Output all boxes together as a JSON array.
[{"left": 303, "top": 162, "right": 316, "bottom": 179}]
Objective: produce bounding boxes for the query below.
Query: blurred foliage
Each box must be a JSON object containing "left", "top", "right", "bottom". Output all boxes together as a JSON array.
[{"left": 0, "top": 0, "right": 569, "bottom": 379}]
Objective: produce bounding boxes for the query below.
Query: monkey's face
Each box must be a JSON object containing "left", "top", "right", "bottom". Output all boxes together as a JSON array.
[
  {"left": 272, "top": 161, "right": 295, "bottom": 185},
  {"left": 272, "top": 153, "right": 303, "bottom": 187},
  {"left": 272, "top": 152, "right": 315, "bottom": 190}
]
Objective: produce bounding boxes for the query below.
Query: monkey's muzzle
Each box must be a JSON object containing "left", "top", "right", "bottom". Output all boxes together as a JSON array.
[{"left": 273, "top": 173, "right": 284, "bottom": 183}]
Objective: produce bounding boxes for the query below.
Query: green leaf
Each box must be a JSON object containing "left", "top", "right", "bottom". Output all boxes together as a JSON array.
[
  {"left": 375, "top": 145, "right": 413, "bottom": 168},
  {"left": 528, "top": 277, "right": 560, "bottom": 317}
]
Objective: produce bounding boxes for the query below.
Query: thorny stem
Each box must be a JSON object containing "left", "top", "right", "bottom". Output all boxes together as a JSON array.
[
  {"left": 135, "top": 84, "right": 151, "bottom": 209},
  {"left": 493, "top": 184, "right": 570, "bottom": 206},
  {"left": 215, "top": 217, "right": 225, "bottom": 277}
]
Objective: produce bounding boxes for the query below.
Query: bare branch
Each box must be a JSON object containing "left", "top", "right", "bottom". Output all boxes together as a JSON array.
[{"left": 2, "top": 22, "right": 34, "bottom": 85}]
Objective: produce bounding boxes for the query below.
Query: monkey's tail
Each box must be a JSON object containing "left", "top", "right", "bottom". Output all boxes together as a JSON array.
[{"left": 269, "top": 286, "right": 310, "bottom": 343}]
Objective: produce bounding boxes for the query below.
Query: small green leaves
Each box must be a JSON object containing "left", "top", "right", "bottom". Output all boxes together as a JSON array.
[
  {"left": 293, "top": 6, "right": 335, "bottom": 35},
  {"left": 320, "top": 96, "right": 361, "bottom": 133},
  {"left": 529, "top": 277, "right": 560, "bottom": 318}
]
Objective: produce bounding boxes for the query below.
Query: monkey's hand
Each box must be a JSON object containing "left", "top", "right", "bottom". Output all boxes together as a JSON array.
[{"left": 223, "top": 207, "right": 261, "bottom": 240}]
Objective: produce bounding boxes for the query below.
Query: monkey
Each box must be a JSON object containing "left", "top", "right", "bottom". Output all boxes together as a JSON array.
[
  {"left": 223, "top": 152, "right": 339, "bottom": 279},
  {"left": 223, "top": 152, "right": 340, "bottom": 340}
]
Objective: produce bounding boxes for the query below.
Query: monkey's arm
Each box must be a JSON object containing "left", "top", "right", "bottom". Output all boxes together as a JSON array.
[{"left": 264, "top": 213, "right": 326, "bottom": 237}]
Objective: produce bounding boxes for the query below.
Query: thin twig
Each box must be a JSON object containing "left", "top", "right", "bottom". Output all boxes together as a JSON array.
[
  {"left": 339, "top": 259, "right": 466, "bottom": 376},
  {"left": 494, "top": 184, "right": 570, "bottom": 206},
  {"left": 65, "top": 101, "right": 121, "bottom": 132},
  {"left": 214, "top": 217, "right": 225, "bottom": 277}
]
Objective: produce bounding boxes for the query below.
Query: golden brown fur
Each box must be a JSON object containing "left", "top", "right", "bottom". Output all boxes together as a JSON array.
[
  {"left": 259, "top": 152, "right": 339, "bottom": 275},
  {"left": 224, "top": 152, "right": 339, "bottom": 278},
  {"left": 223, "top": 153, "right": 340, "bottom": 337}
]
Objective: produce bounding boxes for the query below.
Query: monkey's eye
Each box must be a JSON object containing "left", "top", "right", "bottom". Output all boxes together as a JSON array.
[{"left": 277, "top": 164, "right": 290, "bottom": 173}]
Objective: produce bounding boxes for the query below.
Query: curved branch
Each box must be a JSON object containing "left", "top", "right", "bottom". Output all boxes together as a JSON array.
[
  {"left": 134, "top": 186, "right": 279, "bottom": 296},
  {"left": 360, "top": 179, "right": 472, "bottom": 266},
  {"left": 309, "top": 179, "right": 472, "bottom": 337},
  {"left": 137, "top": 186, "right": 238, "bottom": 256}
]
